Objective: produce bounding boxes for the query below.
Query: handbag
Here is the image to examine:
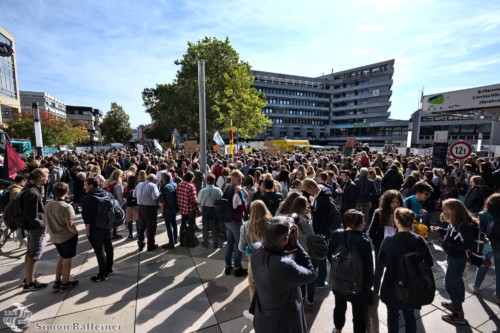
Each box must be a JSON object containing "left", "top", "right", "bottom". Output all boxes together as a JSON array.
[{"left": 306, "top": 234, "right": 328, "bottom": 260}]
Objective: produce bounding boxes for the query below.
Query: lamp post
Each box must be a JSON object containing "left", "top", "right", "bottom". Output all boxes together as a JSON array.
[{"left": 32, "top": 102, "right": 43, "bottom": 157}]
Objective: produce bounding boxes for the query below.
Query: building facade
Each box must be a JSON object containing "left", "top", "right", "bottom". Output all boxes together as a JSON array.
[
  {"left": 0, "top": 26, "right": 21, "bottom": 123},
  {"left": 251, "top": 59, "right": 408, "bottom": 147},
  {"left": 20, "top": 91, "right": 67, "bottom": 119},
  {"left": 66, "top": 105, "right": 103, "bottom": 144},
  {"left": 410, "top": 110, "right": 500, "bottom": 148}
]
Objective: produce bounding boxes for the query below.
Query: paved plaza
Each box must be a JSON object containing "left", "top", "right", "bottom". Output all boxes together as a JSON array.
[{"left": 0, "top": 214, "right": 498, "bottom": 333}]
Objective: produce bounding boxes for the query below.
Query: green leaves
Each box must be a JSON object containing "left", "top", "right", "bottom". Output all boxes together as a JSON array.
[
  {"left": 142, "top": 36, "right": 270, "bottom": 141},
  {"left": 100, "top": 102, "right": 133, "bottom": 143}
]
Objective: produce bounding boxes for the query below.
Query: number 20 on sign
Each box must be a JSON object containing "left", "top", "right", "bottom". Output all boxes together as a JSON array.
[{"left": 449, "top": 141, "right": 472, "bottom": 160}]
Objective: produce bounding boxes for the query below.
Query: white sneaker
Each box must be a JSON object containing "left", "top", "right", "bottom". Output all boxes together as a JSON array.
[
  {"left": 467, "top": 283, "right": 479, "bottom": 294},
  {"left": 242, "top": 310, "right": 254, "bottom": 321}
]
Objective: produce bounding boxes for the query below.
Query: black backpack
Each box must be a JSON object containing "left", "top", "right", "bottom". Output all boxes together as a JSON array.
[
  {"left": 214, "top": 191, "right": 234, "bottom": 223},
  {"left": 126, "top": 189, "right": 137, "bottom": 207},
  {"left": 3, "top": 189, "right": 28, "bottom": 231},
  {"left": 95, "top": 193, "right": 126, "bottom": 230},
  {"left": 0, "top": 187, "right": 12, "bottom": 213},
  {"left": 61, "top": 167, "right": 71, "bottom": 183},
  {"left": 330, "top": 232, "right": 364, "bottom": 296},
  {"left": 393, "top": 236, "right": 435, "bottom": 308}
]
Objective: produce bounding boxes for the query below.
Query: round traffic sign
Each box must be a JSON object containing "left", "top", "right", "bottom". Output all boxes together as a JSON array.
[{"left": 449, "top": 141, "right": 472, "bottom": 160}]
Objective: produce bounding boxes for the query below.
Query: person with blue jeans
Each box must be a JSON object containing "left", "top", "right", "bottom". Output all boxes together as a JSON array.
[
  {"left": 160, "top": 172, "right": 178, "bottom": 249},
  {"left": 468, "top": 195, "right": 500, "bottom": 305},
  {"left": 430, "top": 198, "right": 476, "bottom": 325},
  {"left": 379, "top": 207, "right": 433, "bottom": 333},
  {"left": 224, "top": 170, "right": 248, "bottom": 277}
]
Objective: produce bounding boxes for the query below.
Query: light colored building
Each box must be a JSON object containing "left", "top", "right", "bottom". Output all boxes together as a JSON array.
[
  {"left": 66, "top": 105, "right": 103, "bottom": 144},
  {"left": 252, "top": 59, "right": 408, "bottom": 146},
  {"left": 411, "top": 83, "right": 500, "bottom": 154},
  {"left": 20, "top": 91, "right": 67, "bottom": 119},
  {"left": 0, "top": 26, "right": 21, "bottom": 123}
]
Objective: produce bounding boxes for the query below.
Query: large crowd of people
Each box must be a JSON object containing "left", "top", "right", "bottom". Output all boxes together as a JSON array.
[{"left": 5, "top": 144, "right": 500, "bottom": 332}]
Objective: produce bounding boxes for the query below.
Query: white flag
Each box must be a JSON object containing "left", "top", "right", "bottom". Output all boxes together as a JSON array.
[
  {"left": 213, "top": 131, "right": 225, "bottom": 147},
  {"left": 153, "top": 139, "right": 163, "bottom": 152}
]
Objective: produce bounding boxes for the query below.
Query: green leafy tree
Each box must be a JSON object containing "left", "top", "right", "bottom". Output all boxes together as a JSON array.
[
  {"left": 6, "top": 111, "right": 90, "bottom": 146},
  {"left": 142, "top": 36, "right": 270, "bottom": 140},
  {"left": 100, "top": 103, "right": 133, "bottom": 143}
]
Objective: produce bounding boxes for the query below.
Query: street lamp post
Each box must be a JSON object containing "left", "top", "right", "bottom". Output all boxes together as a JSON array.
[{"left": 32, "top": 102, "right": 44, "bottom": 157}]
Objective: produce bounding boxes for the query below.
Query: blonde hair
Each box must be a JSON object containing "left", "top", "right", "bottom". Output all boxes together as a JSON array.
[
  {"left": 103, "top": 169, "right": 123, "bottom": 187},
  {"left": 247, "top": 200, "right": 272, "bottom": 242},
  {"left": 137, "top": 170, "right": 147, "bottom": 183},
  {"left": 442, "top": 198, "right": 479, "bottom": 226}
]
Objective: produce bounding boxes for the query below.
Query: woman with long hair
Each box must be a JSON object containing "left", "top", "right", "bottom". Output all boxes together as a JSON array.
[
  {"left": 275, "top": 191, "right": 301, "bottom": 216},
  {"left": 123, "top": 175, "right": 138, "bottom": 239},
  {"left": 468, "top": 193, "right": 500, "bottom": 304},
  {"left": 103, "top": 169, "right": 124, "bottom": 239},
  {"left": 137, "top": 170, "right": 147, "bottom": 183},
  {"left": 368, "top": 190, "right": 404, "bottom": 292},
  {"left": 289, "top": 195, "right": 316, "bottom": 308},
  {"left": 399, "top": 175, "right": 417, "bottom": 198},
  {"left": 430, "top": 199, "right": 478, "bottom": 325},
  {"left": 238, "top": 200, "right": 272, "bottom": 319},
  {"left": 437, "top": 175, "right": 459, "bottom": 210}
]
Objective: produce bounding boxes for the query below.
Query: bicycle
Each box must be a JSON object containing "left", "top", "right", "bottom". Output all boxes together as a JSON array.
[{"left": 0, "top": 215, "right": 13, "bottom": 255}]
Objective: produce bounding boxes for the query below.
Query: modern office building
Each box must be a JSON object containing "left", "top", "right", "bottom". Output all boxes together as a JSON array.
[
  {"left": 410, "top": 83, "right": 500, "bottom": 152},
  {"left": 20, "top": 91, "right": 67, "bottom": 119},
  {"left": 410, "top": 110, "right": 500, "bottom": 149},
  {"left": 0, "top": 26, "right": 21, "bottom": 123},
  {"left": 66, "top": 105, "right": 103, "bottom": 144},
  {"left": 251, "top": 59, "right": 408, "bottom": 147}
]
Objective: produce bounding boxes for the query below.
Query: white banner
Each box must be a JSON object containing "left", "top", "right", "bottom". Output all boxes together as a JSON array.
[{"left": 423, "top": 83, "right": 500, "bottom": 112}]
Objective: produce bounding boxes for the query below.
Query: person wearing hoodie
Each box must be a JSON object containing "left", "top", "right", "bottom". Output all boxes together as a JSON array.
[
  {"left": 354, "top": 167, "right": 377, "bottom": 225},
  {"left": 302, "top": 178, "right": 336, "bottom": 298},
  {"left": 82, "top": 177, "right": 114, "bottom": 282},
  {"left": 430, "top": 199, "right": 476, "bottom": 325}
]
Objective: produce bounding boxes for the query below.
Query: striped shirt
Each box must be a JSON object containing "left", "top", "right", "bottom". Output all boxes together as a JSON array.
[
  {"left": 134, "top": 181, "right": 160, "bottom": 206},
  {"left": 197, "top": 185, "right": 223, "bottom": 208}
]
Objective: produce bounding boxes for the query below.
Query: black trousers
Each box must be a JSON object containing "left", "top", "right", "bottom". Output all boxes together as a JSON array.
[
  {"left": 88, "top": 228, "right": 113, "bottom": 276},
  {"left": 138, "top": 205, "right": 158, "bottom": 249},
  {"left": 333, "top": 293, "right": 368, "bottom": 333}
]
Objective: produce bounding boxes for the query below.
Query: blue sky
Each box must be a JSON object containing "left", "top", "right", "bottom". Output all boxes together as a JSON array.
[{"left": 2, "top": 0, "right": 500, "bottom": 128}]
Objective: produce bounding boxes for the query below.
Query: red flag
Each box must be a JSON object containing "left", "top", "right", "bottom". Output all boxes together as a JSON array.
[{"left": 5, "top": 140, "right": 26, "bottom": 179}]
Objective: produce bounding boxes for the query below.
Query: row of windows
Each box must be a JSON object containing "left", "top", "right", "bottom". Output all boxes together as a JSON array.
[
  {"left": 0, "top": 72, "right": 17, "bottom": 98},
  {"left": 420, "top": 115, "right": 484, "bottom": 122},
  {"left": 0, "top": 35, "right": 17, "bottom": 99},
  {"left": 271, "top": 118, "right": 324, "bottom": 125},
  {"left": 330, "top": 126, "right": 407, "bottom": 137},
  {"left": 264, "top": 108, "right": 326, "bottom": 117},
  {"left": 267, "top": 98, "right": 329, "bottom": 108},
  {"left": 420, "top": 124, "right": 492, "bottom": 135},
  {"left": 257, "top": 87, "right": 328, "bottom": 99}
]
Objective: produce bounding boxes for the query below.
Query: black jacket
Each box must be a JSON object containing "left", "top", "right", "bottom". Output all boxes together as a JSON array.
[
  {"left": 381, "top": 171, "right": 403, "bottom": 192},
  {"left": 21, "top": 184, "right": 45, "bottom": 230},
  {"left": 464, "top": 186, "right": 484, "bottom": 214},
  {"left": 368, "top": 209, "right": 385, "bottom": 250},
  {"left": 312, "top": 186, "right": 334, "bottom": 237},
  {"left": 379, "top": 232, "right": 433, "bottom": 308},
  {"left": 438, "top": 222, "right": 475, "bottom": 258},
  {"left": 82, "top": 187, "right": 109, "bottom": 227},
  {"left": 354, "top": 176, "right": 376, "bottom": 203},
  {"left": 340, "top": 180, "right": 358, "bottom": 214}
]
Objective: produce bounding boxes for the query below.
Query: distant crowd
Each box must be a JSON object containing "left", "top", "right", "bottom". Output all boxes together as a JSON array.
[{"left": 4, "top": 144, "right": 500, "bottom": 333}]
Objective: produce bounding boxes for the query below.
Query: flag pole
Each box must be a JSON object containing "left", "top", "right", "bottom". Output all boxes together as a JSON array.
[
  {"left": 198, "top": 60, "right": 207, "bottom": 179},
  {"left": 229, "top": 119, "right": 234, "bottom": 155}
]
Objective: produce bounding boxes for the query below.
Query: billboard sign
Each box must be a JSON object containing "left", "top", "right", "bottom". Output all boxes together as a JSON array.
[{"left": 423, "top": 83, "right": 500, "bottom": 112}]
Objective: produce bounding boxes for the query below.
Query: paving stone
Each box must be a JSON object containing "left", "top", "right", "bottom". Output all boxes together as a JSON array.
[{"left": 136, "top": 282, "right": 217, "bottom": 332}]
